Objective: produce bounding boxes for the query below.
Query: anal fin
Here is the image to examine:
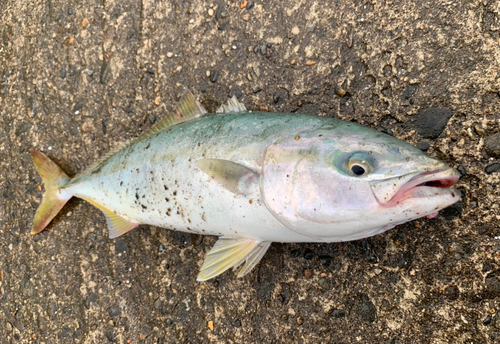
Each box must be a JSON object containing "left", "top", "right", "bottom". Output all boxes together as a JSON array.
[
  {"left": 197, "top": 237, "right": 271, "bottom": 281},
  {"left": 83, "top": 198, "right": 139, "bottom": 238}
]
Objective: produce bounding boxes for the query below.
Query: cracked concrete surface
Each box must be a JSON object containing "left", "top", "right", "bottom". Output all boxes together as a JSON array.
[{"left": 1, "top": 0, "right": 500, "bottom": 343}]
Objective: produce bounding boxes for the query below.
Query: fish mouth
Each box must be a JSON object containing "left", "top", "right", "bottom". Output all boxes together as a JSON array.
[{"left": 385, "top": 168, "right": 461, "bottom": 216}]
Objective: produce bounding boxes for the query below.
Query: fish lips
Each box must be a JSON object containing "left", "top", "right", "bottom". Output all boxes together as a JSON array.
[{"left": 369, "top": 167, "right": 461, "bottom": 208}]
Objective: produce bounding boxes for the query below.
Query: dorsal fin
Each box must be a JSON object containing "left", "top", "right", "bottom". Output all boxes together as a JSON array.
[
  {"left": 172, "top": 89, "right": 208, "bottom": 120},
  {"left": 73, "top": 90, "right": 207, "bottom": 180},
  {"left": 216, "top": 95, "right": 247, "bottom": 113}
]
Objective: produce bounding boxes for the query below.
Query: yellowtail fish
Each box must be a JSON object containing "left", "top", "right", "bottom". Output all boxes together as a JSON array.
[{"left": 30, "top": 91, "right": 461, "bottom": 281}]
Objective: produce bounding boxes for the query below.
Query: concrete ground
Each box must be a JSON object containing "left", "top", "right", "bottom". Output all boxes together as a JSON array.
[{"left": 1, "top": 0, "right": 499, "bottom": 343}]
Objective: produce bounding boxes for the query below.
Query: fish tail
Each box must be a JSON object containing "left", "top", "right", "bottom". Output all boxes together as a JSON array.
[{"left": 30, "top": 149, "right": 72, "bottom": 235}]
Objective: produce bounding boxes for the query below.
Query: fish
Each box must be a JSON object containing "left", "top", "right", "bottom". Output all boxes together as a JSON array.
[{"left": 30, "top": 91, "right": 461, "bottom": 281}]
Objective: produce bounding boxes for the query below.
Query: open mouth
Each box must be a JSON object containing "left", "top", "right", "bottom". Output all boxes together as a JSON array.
[{"left": 386, "top": 168, "right": 461, "bottom": 216}]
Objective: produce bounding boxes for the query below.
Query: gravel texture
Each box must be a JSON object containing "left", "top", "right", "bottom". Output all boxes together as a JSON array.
[{"left": 1, "top": 0, "right": 500, "bottom": 343}]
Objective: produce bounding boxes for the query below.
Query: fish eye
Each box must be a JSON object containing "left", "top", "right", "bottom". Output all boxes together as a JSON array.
[
  {"left": 344, "top": 153, "right": 373, "bottom": 177},
  {"left": 350, "top": 164, "right": 366, "bottom": 176}
]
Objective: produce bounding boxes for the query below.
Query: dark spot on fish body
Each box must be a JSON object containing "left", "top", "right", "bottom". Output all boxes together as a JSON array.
[
  {"left": 120, "top": 181, "right": 123, "bottom": 186},
  {"left": 135, "top": 192, "right": 139, "bottom": 200},
  {"left": 145, "top": 142, "right": 150, "bottom": 150}
]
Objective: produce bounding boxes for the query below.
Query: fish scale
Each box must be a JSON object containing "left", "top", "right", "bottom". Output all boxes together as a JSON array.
[{"left": 30, "top": 91, "right": 461, "bottom": 281}]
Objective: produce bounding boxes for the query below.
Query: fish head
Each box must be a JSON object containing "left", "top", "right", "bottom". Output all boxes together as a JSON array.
[{"left": 261, "top": 121, "right": 461, "bottom": 241}]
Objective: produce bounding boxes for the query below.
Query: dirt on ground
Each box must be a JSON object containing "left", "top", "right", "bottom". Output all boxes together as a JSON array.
[{"left": 1, "top": 0, "right": 500, "bottom": 343}]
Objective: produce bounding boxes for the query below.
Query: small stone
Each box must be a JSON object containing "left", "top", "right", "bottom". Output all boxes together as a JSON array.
[
  {"left": 413, "top": 107, "right": 453, "bottom": 139},
  {"left": 358, "top": 294, "right": 377, "bottom": 323},
  {"left": 474, "top": 124, "right": 485, "bottom": 136},
  {"left": 206, "top": 70, "right": 210, "bottom": 77},
  {"left": 229, "top": 87, "right": 243, "bottom": 99},
  {"left": 303, "top": 248, "right": 314, "bottom": 260},
  {"left": 483, "top": 314, "right": 492, "bottom": 326},
  {"left": 218, "top": 20, "right": 229, "bottom": 31},
  {"left": 318, "top": 278, "right": 329, "bottom": 290},
  {"left": 374, "top": 268, "right": 382, "bottom": 275},
  {"left": 105, "top": 329, "right": 116, "bottom": 342},
  {"left": 232, "top": 319, "right": 241, "bottom": 328},
  {"left": 458, "top": 165, "right": 467, "bottom": 176},
  {"left": 240, "top": 0, "right": 248, "bottom": 8},
  {"left": 207, "top": 320, "right": 214, "bottom": 331},
  {"left": 81, "top": 17, "right": 90, "bottom": 28},
  {"left": 402, "top": 84, "right": 418, "bottom": 99},
  {"left": 319, "top": 255, "right": 331, "bottom": 266},
  {"left": 485, "top": 163, "right": 500, "bottom": 174},
  {"left": 242, "top": 14, "right": 250, "bottom": 21},
  {"left": 154, "top": 97, "right": 161, "bottom": 105},
  {"left": 247, "top": 1, "right": 255, "bottom": 9},
  {"left": 64, "top": 35, "right": 75, "bottom": 46},
  {"left": 296, "top": 316, "right": 304, "bottom": 325},
  {"left": 166, "top": 52, "right": 174, "bottom": 58},
  {"left": 100, "top": 59, "right": 110, "bottom": 84},
  {"left": 281, "top": 314, "right": 288, "bottom": 321},
  {"left": 166, "top": 319, "right": 173, "bottom": 325},
  {"left": 445, "top": 285, "right": 460, "bottom": 300},
  {"left": 89, "top": 293, "right": 98, "bottom": 303},
  {"left": 336, "top": 87, "right": 346, "bottom": 97},
  {"left": 303, "top": 269, "right": 312, "bottom": 278},
  {"left": 208, "top": 8, "right": 214, "bottom": 16},
  {"left": 115, "top": 239, "right": 128, "bottom": 254},
  {"left": 210, "top": 71, "right": 220, "bottom": 83},
  {"left": 252, "top": 65, "right": 260, "bottom": 77},
  {"left": 290, "top": 59, "right": 296, "bottom": 65},
  {"left": 108, "top": 306, "right": 121, "bottom": 317},
  {"left": 484, "top": 133, "right": 500, "bottom": 158},
  {"left": 330, "top": 309, "right": 346, "bottom": 318},
  {"left": 417, "top": 141, "right": 430, "bottom": 151},
  {"left": 305, "top": 60, "right": 316, "bottom": 66},
  {"left": 73, "top": 100, "right": 85, "bottom": 114},
  {"left": 247, "top": 73, "right": 252, "bottom": 81}
]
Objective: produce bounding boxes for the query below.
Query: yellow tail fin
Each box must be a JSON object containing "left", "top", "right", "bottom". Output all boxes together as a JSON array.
[{"left": 30, "top": 149, "right": 72, "bottom": 234}]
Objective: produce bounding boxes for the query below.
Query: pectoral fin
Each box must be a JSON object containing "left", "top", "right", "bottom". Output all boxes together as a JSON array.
[
  {"left": 197, "top": 237, "right": 271, "bottom": 281},
  {"left": 196, "top": 159, "right": 259, "bottom": 196}
]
